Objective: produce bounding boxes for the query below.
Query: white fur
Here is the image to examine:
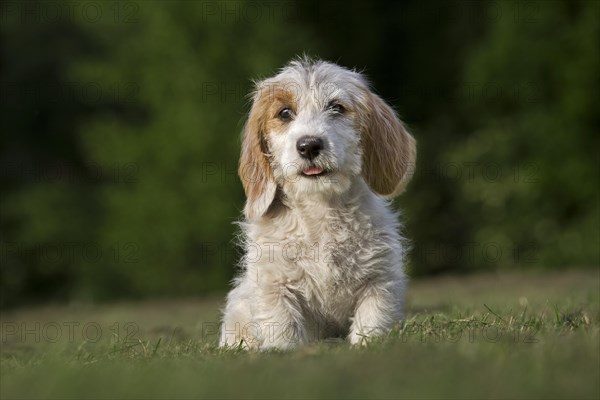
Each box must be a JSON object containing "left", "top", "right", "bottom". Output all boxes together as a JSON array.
[{"left": 219, "top": 58, "right": 415, "bottom": 350}]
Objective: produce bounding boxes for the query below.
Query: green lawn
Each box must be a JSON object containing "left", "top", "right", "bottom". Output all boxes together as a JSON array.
[{"left": 1, "top": 269, "right": 599, "bottom": 399}]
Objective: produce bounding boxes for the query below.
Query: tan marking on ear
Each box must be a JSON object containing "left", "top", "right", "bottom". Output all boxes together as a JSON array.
[
  {"left": 360, "top": 91, "right": 417, "bottom": 197},
  {"left": 238, "top": 84, "right": 296, "bottom": 219}
]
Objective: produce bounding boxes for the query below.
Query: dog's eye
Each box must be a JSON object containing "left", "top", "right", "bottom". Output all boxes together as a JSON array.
[
  {"left": 278, "top": 107, "right": 294, "bottom": 121},
  {"left": 327, "top": 101, "right": 345, "bottom": 114}
]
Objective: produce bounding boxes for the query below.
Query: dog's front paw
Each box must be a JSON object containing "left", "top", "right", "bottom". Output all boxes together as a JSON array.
[
  {"left": 348, "top": 330, "right": 372, "bottom": 346},
  {"left": 348, "top": 326, "right": 385, "bottom": 346},
  {"left": 258, "top": 322, "right": 306, "bottom": 351}
]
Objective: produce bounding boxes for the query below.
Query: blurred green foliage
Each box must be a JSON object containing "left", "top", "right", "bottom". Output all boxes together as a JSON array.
[{"left": 1, "top": 0, "right": 598, "bottom": 307}]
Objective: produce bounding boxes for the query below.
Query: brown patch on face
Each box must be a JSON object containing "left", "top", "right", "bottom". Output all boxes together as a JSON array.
[{"left": 262, "top": 86, "right": 297, "bottom": 135}]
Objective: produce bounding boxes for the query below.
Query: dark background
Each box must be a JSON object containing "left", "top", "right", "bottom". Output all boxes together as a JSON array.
[{"left": 1, "top": 0, "right": 598, "bottom": 308}]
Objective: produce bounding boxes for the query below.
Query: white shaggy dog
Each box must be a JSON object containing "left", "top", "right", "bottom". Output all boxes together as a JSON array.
[{"left": 219, "top": 58, "right": 416, "bottom": 349}]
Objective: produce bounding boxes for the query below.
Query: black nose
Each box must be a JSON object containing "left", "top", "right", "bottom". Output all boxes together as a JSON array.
[{"left": 296, "top": 136, "right": 324, "bottom": 160}]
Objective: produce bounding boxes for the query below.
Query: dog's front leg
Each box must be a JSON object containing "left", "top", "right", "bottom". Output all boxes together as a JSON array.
[
  {"left": 255, "top": 284, "right": 307, "bottom": 350},
  {"left": 348, "top": 281, "right": 403, "bottom": 345}
]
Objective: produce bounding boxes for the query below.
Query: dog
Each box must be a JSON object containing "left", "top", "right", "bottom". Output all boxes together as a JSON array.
[{"left": 219, "top": 57, "right": 416, "bottom": 349}]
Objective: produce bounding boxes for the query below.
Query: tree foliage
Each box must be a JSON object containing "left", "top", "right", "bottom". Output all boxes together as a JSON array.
[{"left": 1, "top": 0, "right": 597, "bottom": 307}]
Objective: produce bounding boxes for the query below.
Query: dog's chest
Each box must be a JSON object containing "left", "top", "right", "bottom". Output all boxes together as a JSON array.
[{"left": 257, "top": 207, "right": 380, "bottom": 307}]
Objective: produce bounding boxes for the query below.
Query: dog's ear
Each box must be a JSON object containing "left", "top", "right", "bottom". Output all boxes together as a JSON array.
[
  {"left": 238, "top": 86, "right": 278, "bottom": 220},
  {"left": 359, "top": 90, "right": 416, "bottom": 198}
]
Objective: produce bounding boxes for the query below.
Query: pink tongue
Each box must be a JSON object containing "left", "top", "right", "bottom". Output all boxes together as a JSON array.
[{"left": 303, "top": 167, "right": 324, "bottom": 176}]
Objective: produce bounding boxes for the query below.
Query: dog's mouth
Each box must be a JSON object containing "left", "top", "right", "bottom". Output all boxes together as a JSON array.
[{"left": 301, "top": 166, "right": 329, "bottom": 178}]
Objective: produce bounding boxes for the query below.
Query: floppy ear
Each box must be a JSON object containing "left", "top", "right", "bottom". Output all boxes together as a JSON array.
[
  {"left": 360, "top": 91, "right": 416, "bottom": 198},
  {"left": 238, "top": 88, "right": 277, "bottom": 220}
]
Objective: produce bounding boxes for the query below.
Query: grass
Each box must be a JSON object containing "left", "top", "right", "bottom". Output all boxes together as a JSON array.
[{"left": 1, "top": 269, "right": 599, "bottom": 399}]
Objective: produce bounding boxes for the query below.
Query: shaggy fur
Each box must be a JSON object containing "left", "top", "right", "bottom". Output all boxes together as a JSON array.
[{"left": 219, "top": 58, "right": 416, "bottom": 349}]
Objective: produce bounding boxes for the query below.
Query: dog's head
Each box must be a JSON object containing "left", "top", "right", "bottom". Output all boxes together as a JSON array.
[{"left": 239, "top": 58, "right": 416, "bottom": 220}]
